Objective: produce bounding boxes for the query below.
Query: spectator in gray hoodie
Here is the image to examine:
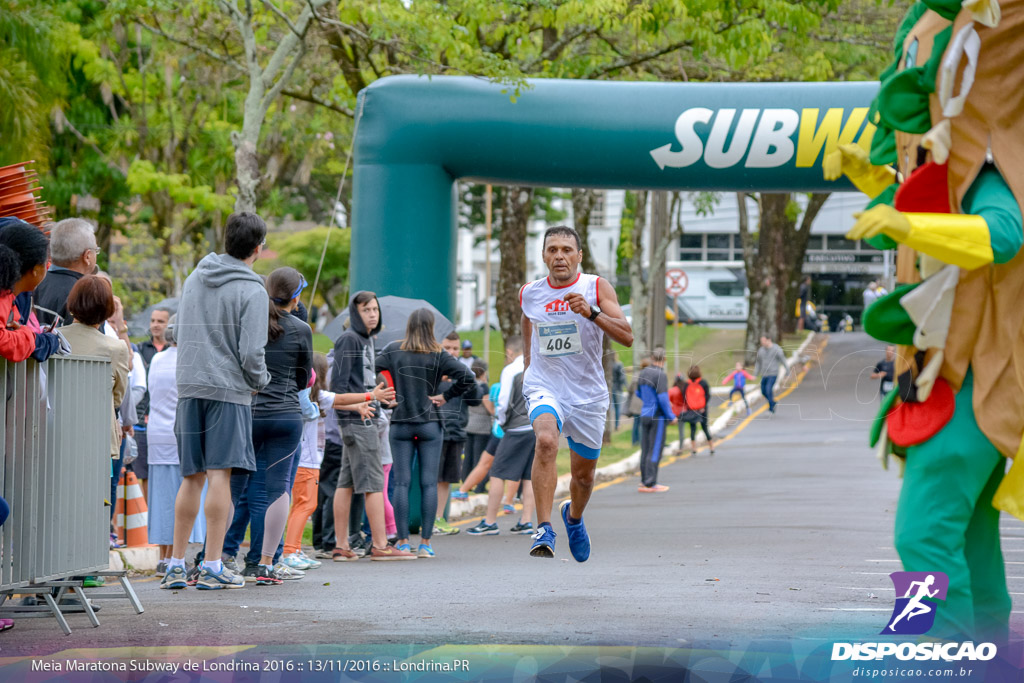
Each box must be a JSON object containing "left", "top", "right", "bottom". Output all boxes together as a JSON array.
[
  {"left": 755, "top": 335, "right": 789, "bottom": 414},
  {"left": 161, "top": 212, "right": 271, "bottom": 591}
]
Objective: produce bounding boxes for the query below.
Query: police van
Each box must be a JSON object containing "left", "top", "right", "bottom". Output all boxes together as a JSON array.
[{"left": 664, "top": 261, "right": 748, "bottom": 324}]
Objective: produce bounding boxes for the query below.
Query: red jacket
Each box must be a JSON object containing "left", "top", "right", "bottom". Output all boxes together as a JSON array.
[
  {"left": 0, "top": 292, "right": 36, "bottom": 363},
  {"left": 668, "top": 386, "right": 685, "bottom": 416}
]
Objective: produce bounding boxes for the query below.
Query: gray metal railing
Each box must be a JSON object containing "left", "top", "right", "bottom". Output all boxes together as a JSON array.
[{"left": 1, "top": 354, "right": 142, "bottom": 633}]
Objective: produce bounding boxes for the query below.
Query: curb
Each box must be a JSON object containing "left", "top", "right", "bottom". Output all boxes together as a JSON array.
[
  {"left": 108, "top": 545, "right": 161, "bottom": 572},
  {"left": 450, "top": 331, "right": 818, "bottom": 517}
]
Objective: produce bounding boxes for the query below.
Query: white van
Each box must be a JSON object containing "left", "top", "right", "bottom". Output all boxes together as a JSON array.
[{"left": 665, "top": 261, "right": 748, "bottom": 324}]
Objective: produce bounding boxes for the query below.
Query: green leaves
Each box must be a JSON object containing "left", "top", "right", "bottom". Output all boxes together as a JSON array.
[{"left": 127, "top": 160, "right": 233, "bottom": 213}]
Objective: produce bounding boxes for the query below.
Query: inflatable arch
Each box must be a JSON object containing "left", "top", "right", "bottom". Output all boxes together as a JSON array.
[{"left": 349, "top": 75, "right": 879, "bottom": 317}]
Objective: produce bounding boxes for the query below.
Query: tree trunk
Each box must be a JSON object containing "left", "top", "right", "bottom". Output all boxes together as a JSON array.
[
  {"left": 739, "top": 193, "right": 779, "bottom": 363},
  {"left": 572, "top": 188, "right": 600, "bottom": 275},
  {"left": 780, "top": 192, "right": 830, "bottom": 334},
  {"left": 627, "top": 190, "right": 651, "bottom": 363},
  {"left": 232, "top": 111, "right": 262, "bottom": 214},
  {"left": 497, "top": 186, "right": 533, "bottom": 343}
]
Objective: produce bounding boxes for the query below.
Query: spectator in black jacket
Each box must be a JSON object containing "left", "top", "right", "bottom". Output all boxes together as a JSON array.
[
  {"left": 433, "top": 332, "right": 482, "bottom": 535},
  {"left": 32, "top": 218, "right": 99, "bottom": 328},
  {"left": 228, "top": 267, "right": 312, "bottom": 584},
  {"left": 375, "top": 309, "right": 476, "bottom": 558},
  {"left": 330, "top": 291, "right": 416, "bottom": 561}
]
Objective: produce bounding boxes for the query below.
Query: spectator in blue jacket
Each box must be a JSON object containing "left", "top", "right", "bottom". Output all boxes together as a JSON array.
[{"left": 635, "top": 347, "right": 676, "bottom": 493}]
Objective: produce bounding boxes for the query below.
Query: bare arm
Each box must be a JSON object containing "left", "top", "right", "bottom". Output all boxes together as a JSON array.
[
  {"left": 564, "top": 278, "right": 633, "bottom": 347},
  {"left": 522, "top": 314, "right": 533, "bottom": 372},
  {"left": 332, "top": 382, "right": 395, "bottom": 408}
]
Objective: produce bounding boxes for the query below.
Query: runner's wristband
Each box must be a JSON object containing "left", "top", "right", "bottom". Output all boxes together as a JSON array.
[{"left": 365, "top": 392, "right": 373, "bottom": 403}]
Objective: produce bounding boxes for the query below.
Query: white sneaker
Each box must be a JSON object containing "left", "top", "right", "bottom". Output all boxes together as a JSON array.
[
  {"left": 296, "top": 550, "right": 322, "bottom": 569},
  {"left": 282, "top": 552, "right": 313, "bottom": 570},
  {"left": 272, "top": 562, "right": 305, "bottom": 580}
]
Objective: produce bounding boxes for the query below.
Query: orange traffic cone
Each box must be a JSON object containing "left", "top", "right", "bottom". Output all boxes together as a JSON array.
[{"left": 114, "top": 470, "right": 150, "bottom": 547}]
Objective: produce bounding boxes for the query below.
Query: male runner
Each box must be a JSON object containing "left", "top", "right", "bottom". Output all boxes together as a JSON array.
[{"left": 520, "top": 226, "right": 633, "bottom": 561}]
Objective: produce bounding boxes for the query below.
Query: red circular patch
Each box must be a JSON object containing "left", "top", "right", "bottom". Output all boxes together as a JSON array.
[{"left": 886, "top": 377, "right": 955, "bottom": 447}]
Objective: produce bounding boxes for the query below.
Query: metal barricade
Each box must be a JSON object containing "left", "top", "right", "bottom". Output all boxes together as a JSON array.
[{"left": 0, "top": 354, "right": 142, "bottom": 633}]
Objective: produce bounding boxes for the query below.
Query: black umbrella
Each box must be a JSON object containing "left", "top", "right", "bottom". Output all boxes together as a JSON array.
[{"left": 323, "top": 295, "right": 455, "bottom": 349}]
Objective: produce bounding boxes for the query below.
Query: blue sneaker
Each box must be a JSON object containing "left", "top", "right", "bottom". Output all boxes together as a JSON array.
[
  {"left": 417, "top": 544, "right": 435, "bottom": 558},
  {"left": 450, "top": 490, "right": 469, "bottom": 501},
  {"left": 160, "top": 565, "right": 188, "bottom": 590},
  {"left": 396, "top": 543, "right": 413, "bottom": 554},
  {"left": 196, "top": 564, "right": 245, "bottom": 590},
  {"left": 560, "top": 499, "right": 590, "bottom": 562},
  {"left": 529, "top": 524, "right": 556, "bottom": 558}
]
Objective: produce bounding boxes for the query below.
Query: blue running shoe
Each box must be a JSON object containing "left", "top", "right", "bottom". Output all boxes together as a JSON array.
[
  {"left": 560, "top": 499, "right": 590, "bottom": 562},
  {"left": 160, "top": 565, "right": 188, "bottom": 590},
  {"left": 196, "top": 564, "right": 245, "bottom": 590},
  {"left": 529, "top": 524, "right": 556, "bottom": 558}
]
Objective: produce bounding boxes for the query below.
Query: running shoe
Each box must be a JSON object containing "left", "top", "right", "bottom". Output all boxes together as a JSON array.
[
  {"left": 332, "top": 547, "right": 360, "bottom": 562},
  {"left": 155, "top": 561, "right": 168, "bottom": 577},
  {"left": 82, "top": 575, "right": 104, "bottom": 588},
  {"left": 197, "top": 564, "right": 246, "bottom": 590},
  {"left": 649, "top": 484, "right": 670, "bottom": 493},
  {"left": 160, "top": 565, "right": 188, "bottom": 590},
  {"left": 222, "top": 555, "right": 241, "bottom": 574},
  {"left": 510, "top": 521, "right": 534, "bottom": 535},
  {"left": 502, "top": 503, "right": 516, "bottom": 516},
  {"left": 467, "top": 521, "right": 499, "bottom": 536},
  {"left": 255, "top": 564, "right": 283, "bottom": 586},
  {"left": 186, "top": 564, "right": 202, "bottom": 586},
  {"left": 417, "top": 543, "right": 435, "bottom": 558},
  {"left": 560, "top": 499, "right": 591, "bottom": 563},
  {"left": 241, "top": 563, "right": 260, "bottom": 583},
  {"left": 395, "top": 542, "right": 414, "bottom": 553},
  {"left": 296, "top": 550, "right": 322, "bottom": 569},
  {"left": 450, "top": 490, "right": 469, "bottom": 501},
  {"left": 314, "top": 548, "right": 334, "bottom": 560},
  {"left": 282, "top": 552, "right": 314, "bottom": 570},
  {"left": 369, "top": 544, "right": 417, "bottom": 561},
  {"left": 273, "top": 562, "right": 305, "bottom": 580},
  {"left": 529, "top": 524, "right": 556, "bottom": 558},
  {"left": 433, "top": 518, "right": 460, "bottom": 536},
  {"left": 351, "top": 535, "right": 372, "bottom": 557}
]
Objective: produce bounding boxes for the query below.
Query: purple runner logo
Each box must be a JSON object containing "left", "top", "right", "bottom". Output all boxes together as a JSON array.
[{"left": 883, "top": 571, "right": 948, "bottom": 635}]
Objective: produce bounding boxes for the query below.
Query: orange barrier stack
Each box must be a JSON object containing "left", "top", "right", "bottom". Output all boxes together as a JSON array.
[
  {"left": 0, "top": 161, "right": 53, "bottom": 227},
  {"left": 114, "top": 470, "right": 150, "bottom": 547}
]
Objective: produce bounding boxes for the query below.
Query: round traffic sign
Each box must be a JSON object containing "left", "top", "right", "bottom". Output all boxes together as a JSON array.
[{"left": 666, "top": 268, "right": 688, "bottom": 296}]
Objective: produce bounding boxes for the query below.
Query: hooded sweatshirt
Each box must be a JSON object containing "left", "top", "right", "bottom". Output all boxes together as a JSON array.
[
  {"left": 330, "top": 292, "right": 383, "bottom": 426},
  {"left": 175, "top": 253, "right": 270, "bottom": 405}
]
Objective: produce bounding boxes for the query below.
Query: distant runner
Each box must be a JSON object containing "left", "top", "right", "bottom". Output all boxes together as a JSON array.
[{"left": 520, "top": 226, "right": 633, "bottom": 561}]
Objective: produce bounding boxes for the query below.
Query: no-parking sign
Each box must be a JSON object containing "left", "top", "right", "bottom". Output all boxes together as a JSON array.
[{"left": 666, "top": 268, "right": 688, "bottom": 296}]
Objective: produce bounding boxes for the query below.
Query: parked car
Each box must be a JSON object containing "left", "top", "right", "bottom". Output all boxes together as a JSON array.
[
  {"left": 457, "top": 296, "right": 499, "bottom": 331},
  {"left": 619, "top": 304, "right": 678, "bottom": 327}
]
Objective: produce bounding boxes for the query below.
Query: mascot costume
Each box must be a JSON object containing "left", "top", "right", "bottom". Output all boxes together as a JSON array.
[{"left": 825, "top": 0, "right": 1024, "bottom": 641}]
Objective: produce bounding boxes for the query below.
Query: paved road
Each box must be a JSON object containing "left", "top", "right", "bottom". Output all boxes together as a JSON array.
[{"left": 8, "top": 333, "right": 1024, "bottom": 656}]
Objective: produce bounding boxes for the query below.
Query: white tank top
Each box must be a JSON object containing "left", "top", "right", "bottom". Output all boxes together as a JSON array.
[{"left": 520, "top": 272, "right": 607, "bottom": 404}]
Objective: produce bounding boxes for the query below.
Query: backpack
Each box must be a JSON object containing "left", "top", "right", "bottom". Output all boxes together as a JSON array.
[{"left": 684, "top": 379, "right": 706, "bottom": 411}]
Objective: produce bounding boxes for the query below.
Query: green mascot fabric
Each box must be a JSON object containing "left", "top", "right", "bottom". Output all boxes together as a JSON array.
[
  {"left": 862, "top": 284, "right": 920, "bottom": 345},
  {"left": 894, "top": 372, "right": 1010, "bottom": 640}
]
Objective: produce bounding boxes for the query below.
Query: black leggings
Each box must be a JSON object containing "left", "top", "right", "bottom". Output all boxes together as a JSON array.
[
  {"left": 682, "top": 414, "right": 712, "bottom": 448},
  {"left": 390, "top": 421, "right": 443, "bottom": 541}
]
